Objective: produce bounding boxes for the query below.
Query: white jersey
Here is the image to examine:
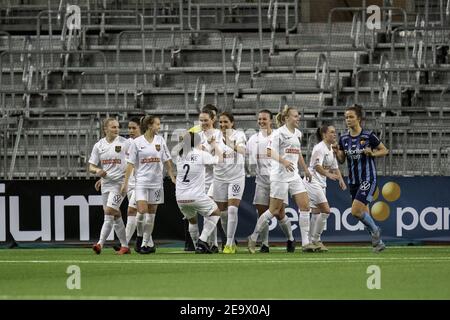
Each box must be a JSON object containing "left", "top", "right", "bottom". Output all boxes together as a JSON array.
[
  {"left": 126, "top": 134, "right": 171, "bottom": 188},
  {"left": 126, "top": 137, "right": 137, "bottom": 191},
  {"left": 267, "top": 125, "right": 303, "bottom": 182},
  {"left": 199, "top": 128, "right": 222, "bottom": 186},
  {"left": 176, "top": 149, "right": 219, "bottom": 200},
  {"left": 89, "top": 136, "right": 130, "bottom": 192},
  {"left": 214, "top": 129, "right": 246, "bottom": 182},
  {"left": 247, "top": 131, "right": 273, "bottom": 186},
  {"left": 308, "top": 141, "right": 339, "bottom": 188}
]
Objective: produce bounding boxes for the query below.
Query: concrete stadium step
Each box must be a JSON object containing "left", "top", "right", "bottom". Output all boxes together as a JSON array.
[
  {"left": 252, "top": 72, "right": 350, "bottom": 91},
  {"left": 269, "top": 50, "right": 368, "bottom": 68},
  {"left": 234, "top": 93, "right": 333, "bottom": 111}
]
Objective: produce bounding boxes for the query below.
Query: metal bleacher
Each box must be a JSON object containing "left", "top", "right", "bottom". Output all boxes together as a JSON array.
[{"left": 1, "top": 0, "right": 450, "bottom": 179}]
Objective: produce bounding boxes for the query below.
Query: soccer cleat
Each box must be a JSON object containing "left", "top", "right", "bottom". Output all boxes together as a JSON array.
[
  {"left": 135, "top": 236, "right": 143, "bottom": 253},
  {"left": 286, "top": 240, "right": 296, "bottom": 253},
  {"left": 116, "top": 247, "right": 131, "bottom": 255},
  {"left": 259, "top": 244, "right": 270, "bottom": 253},
  {"left": 302, "top": 243, "right": 320, "bottom": 252},
  {"left": 195, "top": 239, "right": 211, "bottom": 254},
  {"left": 373, "top": 240, "right": 386, "bottom": 253},
  {"left": 210, "top": 245, "right": 219, "bottom": 254},
  {"left": 92, "top": 243, "right": 102, "bottom": 255},
  {"left": 223, "top": 245, "right": 234, "bottom": 254},
  {"left": 312, "top": 241, "right": 329, "bottom": 252},
  {"left": 113, "top": 244, "right": 121, "bottom": 252},
  {"left": 371, "top": 228, "right": 382, "bottom": 247},
  {"left": 247, "top": 236, "right": 257, "bottom": 254},
  {"left": 140, "top": 245, "right": 156, "bottom": 254}
]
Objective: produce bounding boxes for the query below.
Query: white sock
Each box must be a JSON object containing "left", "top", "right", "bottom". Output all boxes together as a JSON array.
[
  {"left": 199, "top": 215, "right": 220, "bottom": 242},
  {"left": 188, "top": 223, "right": 199, "bottom": 248},
  {"left": 310, "top": 213, "right": 319, "bottom": 242},
  {"left": 207, "top": 226, "right": 218, "bottom": 246},
  {"left": 98, "top": 215, "right": 114, "bottom": 247},
  {"left": 250, "top": 210, "right": 273, "bottom": 242},
  {"left": 136, "top": 212, "right": 144, "bottom": 237},
  {"left": 226, "top": 206, "right": 239, "bottom": 246},
  {"left": 312, "top": 212, "right": 330, "bottom": 243},
  {"left": 298, "top": 211, "right": 311, "bottom": 246},
  {"left": 142, "top": 213, "right": 155, "bottom": 247},
  {"left": 278, "top": 215, "right": 294, "bottom": 241},
  {"left": 125, "top": 215, "right": 137, "bottom": 245},
  {"left": 260, "top": 220, "right": 269, "bottom": 247},
  {"left": 220, "top": 210, "right": 228, "bottom": 241},
  {"left": 113, "top": 217, "right": 128, "bottom": 248}
]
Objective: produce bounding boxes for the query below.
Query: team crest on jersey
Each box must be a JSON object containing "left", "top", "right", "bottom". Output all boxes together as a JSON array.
[
  {"left": 115, "top": 146, "right": 121, "bottom": 153},
  {"left": 360, "top": 139, "right": 366, "bottom": 145},
  {"left": 155, "top": 144, "right": 161, "bottom": 152}
]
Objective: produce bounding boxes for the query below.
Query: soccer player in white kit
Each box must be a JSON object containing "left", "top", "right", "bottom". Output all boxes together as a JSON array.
[
  {"left": 89, "top": 118, "right": 131, "bottom": 255},
  {"left": 95, "top": 117, "right": 144, "bottom": 252},
  {"left": 304, "top": 124, "right": 347, "bottom": 252},
  {"left": 213, "top": 112, "right": 246, "bottom": 254},
  {"left": 197, "top": 107, "right": 224, "bottom": 252},
  {"left": 121, "top": 115, "right": 176, "bottom": 254},
  {"left": 176, "top": 131, "right": 224, "bottom": 253},
  {"left": 248, "top": 106, "right": 318, "bottom": 253},
  {"left": 247, "top": 110, "right": 296, "bottom": 253}
]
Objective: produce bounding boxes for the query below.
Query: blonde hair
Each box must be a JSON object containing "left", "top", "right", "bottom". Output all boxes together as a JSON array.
[
  {"left": 275, "top": 105, "right": 296, "bottom": 128},
  {"left": 102, "top": 117, "right": 118, "bottom": 136}
]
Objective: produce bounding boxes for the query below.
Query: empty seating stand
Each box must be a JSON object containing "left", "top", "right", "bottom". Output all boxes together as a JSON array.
[{"left": 1, "top": 0, "right": 450, "bottom": 179}]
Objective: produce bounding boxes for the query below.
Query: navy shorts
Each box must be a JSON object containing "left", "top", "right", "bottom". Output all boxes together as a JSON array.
[{"left": 349, "top": 181, "right": 377, "bottom": 205}]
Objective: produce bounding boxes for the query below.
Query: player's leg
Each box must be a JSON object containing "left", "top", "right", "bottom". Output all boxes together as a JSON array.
[
  {"left": 125, "top": 190, "right": 138, "bottom": 246},
  {"left": 93, "top": 192, "right": 115, "bottom": 254},
  {"left": 276, "top": 205, "right": 295, "bottom": 252}
]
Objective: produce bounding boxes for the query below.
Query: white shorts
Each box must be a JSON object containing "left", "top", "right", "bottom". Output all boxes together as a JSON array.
[
  {"left": 177, "top": 195, "right": 218, "bottom": 220},
  {"left": 213, "top": 177, "right": 245, "bottom": 202},
  {"left": 135, "top": 187, "right": 164, "bottom": 204},
  {"left": 304, "top": 179, "right": 328, "bottom": 208},
  {"left": 102, "top": 191, "right": 125, "bottom": 211},
  {"left": 127, "top": 189, "right": 137, "bottom": 209},
  {"left": 270, "top": 179, "right": 307, "bottom": 200},
  {"left": 253, "top": 184, "right": 288, "bottom": 206}
]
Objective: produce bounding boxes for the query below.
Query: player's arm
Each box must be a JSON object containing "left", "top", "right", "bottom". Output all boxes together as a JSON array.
[
  {"left": 331, "top": 168, "right": 347, "bottom": 190},
  {"left": 333, "top": 143, "right": 346, "bottom": 164},
  {"left": 298, "top": 152, "right": 312, "bottom": 182},
  {"left": 365, "top": 142, "right": 389, "bottom": 158},
  {"left": 94, "top": 179, "right": 101, "bottom": 192},
  {"left": 315, "top": 165, "right": 338, "bottom": 181},
  {"left": 267, "top": 147, "right": 294, "bottom": 171},
  {"left": 120, "top": 162, "right": 134, "bottom": 194},
  {"left": 164, "top": 160, "right": 176, "bottom": 184},
  {"left": 209, "top": 137, "right": 224, "bottom": 163},
  {"left": 89, "top": 163, "right": 106, "bottom": 177}
]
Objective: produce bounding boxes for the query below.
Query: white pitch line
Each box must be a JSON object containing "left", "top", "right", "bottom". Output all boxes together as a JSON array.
[{"left": 1, "top": 257, "right": 450, "bottom": 264}]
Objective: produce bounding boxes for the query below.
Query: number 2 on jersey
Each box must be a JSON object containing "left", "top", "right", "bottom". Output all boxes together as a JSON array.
[{"left": 182, "top": 164, "right": 190, "bottom": 182}]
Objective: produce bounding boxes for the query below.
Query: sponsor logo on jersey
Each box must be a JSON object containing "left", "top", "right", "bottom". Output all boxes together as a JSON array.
[
  {"left": 115, "top": 146, "right": 121, "bottom": 153},
  {"left": 285, "top": 148, "right": 300, "bottom": 154},
  {"left": 155, "top": 144, "right": 161, "bottom": 152},
  {"left": 141, "top": 157, "right": 160, "bottom": 163},
  {"left": 101, "top": 159, "right": 121, "bottom": 165}
]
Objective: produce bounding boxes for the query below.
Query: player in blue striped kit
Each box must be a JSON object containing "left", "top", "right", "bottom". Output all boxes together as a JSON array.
[{"left": 334, "top": 104, "right": 389, "bottom": 252}]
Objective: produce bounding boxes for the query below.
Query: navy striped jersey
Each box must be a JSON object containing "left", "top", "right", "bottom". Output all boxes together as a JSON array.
[{"left": 338, "top": 129, "right": 381, "bottom": 185}]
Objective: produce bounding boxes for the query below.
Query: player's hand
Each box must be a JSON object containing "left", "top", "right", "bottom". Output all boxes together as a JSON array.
[
  {"left": 207, "top": 136, "right": 215, "bottom": 144},
  {"left": 96, "top": 169, "right": 107, "bottom": 177},
  {"left": 282, "top": 159, "right": 294, "bottom": 172},
  {"left": 327, "top": 172, "right": 339, "bottom": 181},
  {"left": 120, "top": 183, "right": 128, "bottom": 196},
  {"left": 331, "top": 144, "right": 339, "bottom": 154},
  {"left": 363, "top": 147, "right": 374, "bottom": 157},
  {"left": 339, "top": 179, "right": 347, "bottom": 191},
  {"left": 304, "top": 169, "right": 312, "bottom": 182},
  {"left": 94, "top": 179, "right": 101, "bottom": 192},
  {"left": 170, "top": 176, "right": 176, "bottom": 184}
]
